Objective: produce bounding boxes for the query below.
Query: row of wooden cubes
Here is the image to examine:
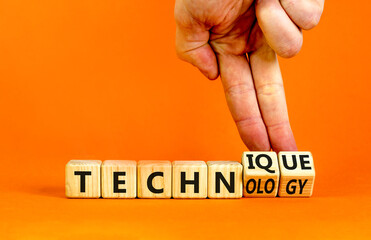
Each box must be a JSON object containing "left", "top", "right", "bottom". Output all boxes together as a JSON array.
[{"left": 65, "top": 151, "right": 315, "bottom": 198}]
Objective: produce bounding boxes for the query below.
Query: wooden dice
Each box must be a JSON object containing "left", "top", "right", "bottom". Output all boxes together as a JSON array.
[
  {"left": 137, "top": 160, "right": 172, "bottom": 198},
  {"left": 207, "top": 161, "right": 243, "bottom": 198},
  {"left": 65, "top": 152, "right": 315, "bottom": 199},
  {"left": 278, "top": 152, "right": 315, "bottom": 197},
  {"left": 242, "top": 152, "right": 279, "bottom": 197},
  {"left": 65, "top": 160, "right": 102, "bottom": 198},
  {"left": 101, "top": 160, "right": 137, "bottom": 198},
  {"left": 172, "top": 161, "right": 207, "bottom": 198}
]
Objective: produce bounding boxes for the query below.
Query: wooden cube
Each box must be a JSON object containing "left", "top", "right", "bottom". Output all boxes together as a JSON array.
[
  {"left": 137, "top": 161, "right": 172, "bottom": 198},
  {"left": 101, "top": 160, "right": 137, "bottom": 198},
  {"left": 278, "top": 152, "right": 315, "bottom": 197},
  {"left": 172, "top": 161, "right": 207, "bottom": 198},
  {"left": 65, "top": 160, "right": 101, "bottom": 198},
  {"left": 207, "top": 161, "right": 242, "bottom": 198},
  {"left": 242, "top": 152, "right": 280, "bottom": 197}
]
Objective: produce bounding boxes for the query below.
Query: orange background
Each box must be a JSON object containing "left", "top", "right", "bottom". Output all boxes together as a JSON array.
[{"left": 0, "top": 0, "right": 370, "bottom": 239}]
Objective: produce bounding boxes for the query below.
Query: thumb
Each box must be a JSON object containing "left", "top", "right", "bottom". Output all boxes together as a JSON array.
[{"left": 174, "top": 3, "right": 218, "bottom": 79}]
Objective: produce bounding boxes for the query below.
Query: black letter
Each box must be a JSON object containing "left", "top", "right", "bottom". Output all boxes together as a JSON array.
[
  {"left": 246, "top": 179, "right": 256, "bottom": 194},
  {"left": 113, "top": 172, "right": 126, "bottom": 193},
  {"left": 265, "top": 179, "right": 275, "bottom": 194},
  {"left": 300, "top": 155, "right": 312, "bottom": 170},
  {"left": 215, "top": 172, "right": 235, "bottom": 193},
  {"left": 298, "top": 179, "right": 308, "bottom": 194},
  {"left": 256, "top": 154, "right": 275, "bottom": 173},
  {"left": 245, "top": 154, "right": 255, "bottom": 170},
  {"left": 147, "top": 172, "right": 164, "bottom": 193},
  {"left": 256, "top": 179, "right": 264, "bottom": 194},
  {"left": 282, "top": 155, "right": 297, "bottom": 170},
  {"left": 74, "top": 171, "right": 91, "bottom": 192},
  {"left": 286, "top": 179, "right": 297, "bottom": 194},
  {"left": 181, "top": 172, "right": 199, "bottom": 193}
]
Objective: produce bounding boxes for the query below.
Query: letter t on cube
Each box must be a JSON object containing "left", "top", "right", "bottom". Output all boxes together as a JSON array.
[{"left": 65, "top": 160, "right": 102, "bottom": 198}]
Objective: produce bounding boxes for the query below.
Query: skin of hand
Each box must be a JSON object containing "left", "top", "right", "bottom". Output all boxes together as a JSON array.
[{"left": 175, "top": 0, "right": 324, "bottom": 152}]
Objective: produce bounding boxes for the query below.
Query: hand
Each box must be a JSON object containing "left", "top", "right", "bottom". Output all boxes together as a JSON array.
[{"left": 175, "top": 0, "right": 324, "bottom": 151}]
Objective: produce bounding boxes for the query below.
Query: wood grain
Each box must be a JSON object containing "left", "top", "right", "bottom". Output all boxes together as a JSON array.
[
  {"left": 207, "top": 161, "right": 243, "bottom": 198},
  {"left": 101, "top": 160, "right": 137, "bottom": 198},
  {"left": 278, "top": 152, "right": 315, "bottom": 197},
  {"left": 137, "top": 160, "right": 172, "bottom": 198},
  {"left": 65, "top": 160, "right": 101, "bottom": 198},
  {"left": 172, "top": 161, "right": 207, "bottom": 198},
  {"left": 242, "top": 152, "right": 280, "bottom": 197}
]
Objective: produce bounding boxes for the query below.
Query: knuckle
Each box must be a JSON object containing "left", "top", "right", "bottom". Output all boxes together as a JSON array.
[
  {"left": 281, "top": 0, "right": 323, "bottom": 30},
  {"left": 257, "top": 82, "right": 283, "bottom": 97},
  {"left": 175, "top": 47, "right": 193, "bottom": 65},
  {"left": 224, "top": 82, "right": 255, "bottom": 98},
  {"left": 282, "top": 0, "right": 296, "bottom": 12},
  {"left": 301, "top": 6, "right": 323, "bottom": 30},
  {"left": 235, "top": 116, "right": 263, "bottom": 128},
  {"left": 278, "top": 36, "right": 303, "bottom": 58},
  {"left": 267, "top": 120, "right": 290, "bottom": 130}
]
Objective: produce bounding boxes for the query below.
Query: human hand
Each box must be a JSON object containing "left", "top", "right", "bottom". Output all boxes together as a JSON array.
[{"left": 175, "top": 0, "right": 324, "bottom": 151}]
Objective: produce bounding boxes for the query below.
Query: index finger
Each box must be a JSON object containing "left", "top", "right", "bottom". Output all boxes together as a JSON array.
[
  {"left": 218, "top": 53, "right": 271, "bottom": 151},
  {"left": 249, "top": 42, "right": 298, "bottom": 152}
]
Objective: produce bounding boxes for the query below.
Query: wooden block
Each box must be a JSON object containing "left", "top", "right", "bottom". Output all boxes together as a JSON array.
[
  {"left": 137, "top": 160, "right": 172, "bottom": 198},
  {"left": 242, "top": 152, "right": 280, "bottom": 197},
  {"left": 101, "top": 160, "right": 137, "bottom": 198},
  {"left": 207, "top": 161, "right": 243, "bottom": 198},
  {"left": 65, "top": 160, "right": 101, "bottom": 198},
  {"left": 172, "top": 161, "right": 207, "bottom": 198},
  {"left": 278, "top": 152, "right": 315, "bottom": 197}
]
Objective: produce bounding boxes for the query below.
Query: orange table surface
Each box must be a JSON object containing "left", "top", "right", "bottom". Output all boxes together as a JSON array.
[
  {"left": 1, "top": 0, "right": 371, "bottom": 239},
  {"left": 1, "top": 161, "right": 370, "bottom": 239}
]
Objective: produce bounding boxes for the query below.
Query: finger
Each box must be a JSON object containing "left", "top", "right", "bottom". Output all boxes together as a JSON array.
[
  {"left": 249, "top": 42, "right": 297, "bottom": 152},
  {"left": 217, "top": 53, "right": 270, "bottom": 151},
  {"left": 280, "top": 0, "right": 324, "bottom": 30},
  {"left": 175, "top": 3, "right": 218, "bottom": 80},
  {"left": 255, "top": 0, "right": 303, "bottom": 58}
]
